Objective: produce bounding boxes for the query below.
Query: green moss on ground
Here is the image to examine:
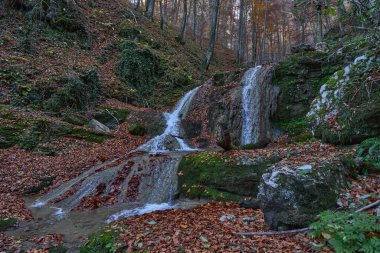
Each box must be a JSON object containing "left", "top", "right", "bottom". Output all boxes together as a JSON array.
[
  {"left": 128, "top": 124, "right": 146, "bottom": 136},
  {"left": 45, "top": 68, "right": 101, "bottom": 112},
  {"left": 178, "top": 152, "right": 274, "bottom": 201},
  {"left": 80, "top": 228, "right": 126, "bottom": 253},
  {"left": 0, "top": 107, "right": 111, "bottom": 153},
  {"left": 0, "top": 217, "right": 17, "bottom": 231}
]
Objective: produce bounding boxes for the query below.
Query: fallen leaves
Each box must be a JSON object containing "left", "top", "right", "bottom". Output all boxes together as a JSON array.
[{"left": 105, "top": 202, "right": 332, "bottom": 252}]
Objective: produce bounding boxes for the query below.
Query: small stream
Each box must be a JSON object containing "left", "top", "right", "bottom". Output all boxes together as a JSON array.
[
  {"left": 8, "top": 197, "right": 206, "bottom": 251},
  {"left": 6, "top": 86, "right": 204, "bottom": 251}
]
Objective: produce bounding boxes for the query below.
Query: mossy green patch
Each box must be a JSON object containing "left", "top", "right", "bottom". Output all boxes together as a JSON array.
[
  {"left": 93, "top": 108, "right": 131, "bottom": 128},
  {"left": 80, "top": 228, "right": 126, "bottom": 253},
  {"left": 116, "top": 41, "right": 162, "bottom": 103},
  {"left": 128, "top": 124, "right": 146, "bottom": 136},
  {"left": 45, "top": 68, "right": 101, "bottom": 112},
  {"left": 0, "top": 217, "right": 17, "bottom": 231},
  {"left": 275, "top": 117, "right": 312, "bottom": 142},
  {"left": 178, "top": 152, "right": 274, "bottom": 201},
  {"left": 0, "top": 111, "right": 111, "bottom": 152}
]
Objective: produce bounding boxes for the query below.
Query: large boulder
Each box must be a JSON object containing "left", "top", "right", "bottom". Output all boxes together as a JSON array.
[
  {"left": 178, "top": 151, "right": 279, "bottom": 201},
  {"left": 307, "top": 53, "right": 380, "bottom": 144},
  {"left": 257, "top": 163, "right": 348, "bottom": 230}
]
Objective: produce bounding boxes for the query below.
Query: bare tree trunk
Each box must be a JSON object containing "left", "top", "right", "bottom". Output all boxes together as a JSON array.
[
  {"left": 135, "top": 0, "right": 141, "bottom": 10},
  {"left": 174, "top": 0, "right": 180, "bottom": 24},
  {"left": 260, "top": 0, "right": 268, "bottom": 64},
  {"left": 192, "top": 0, "right": 197, "bottom": 40},
  {"left": 237, "top": 0, "right": 245, "bottom": 65},
  {"left": 159, "top": 0, "right": 164, "bottom": 30},
  {"left": 203, "top": 0, "right": 219, "bottom": 70},
  {"left": 164, "top": 0, "right": 168, "bottom": 22},
  {"left": 146, "top": 0, "right": 155, "bottom": 19},
  {"left": 46, "top": 0, "right": 58, "bottom": 22},
  {"left": 178, "top": 0, "right": 188, "bottom": 41}
]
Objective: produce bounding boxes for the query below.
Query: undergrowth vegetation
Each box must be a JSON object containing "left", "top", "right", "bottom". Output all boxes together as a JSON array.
[
  {"left": 357, "top": 137, "right": 380, "bottom": 173},
  {"left": 311, "top": 211, "right": 380, "bottom": 253}
]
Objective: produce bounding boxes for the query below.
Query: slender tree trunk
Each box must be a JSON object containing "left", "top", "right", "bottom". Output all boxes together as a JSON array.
[
  {"left": 174, "top": 0, "right": 180, "bottom": 24},
  {"left": 203, "top": 0, "right": 220, "bottom": 70},
  {"left": 135, "top": 0, "right": 140, "bottom": 10},
  {"left": 164, "top": 0, "right": 168, "bottom": 22},
  {"left": 146, "top": 0, "right": 155, "bottom": 19},
  {"left": 192, "top": 0, "right": 197, "bottom": 40},
  {"left": 159, "top": 0, "right": 164, "bottom": 30},
  {"left": 237, "top": 0, "right": 245, "bottom": 65},
  {"left": 260, "top": 0, "right": 268, "bottom": 64},
  {"left": 178, "top": 0, "right": 188, "bottom": 41},
  {"left": 46, "top": 0, "right": 58, "bottom": 22}
]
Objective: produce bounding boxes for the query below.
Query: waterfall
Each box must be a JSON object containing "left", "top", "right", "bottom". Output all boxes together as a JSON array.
[
  {"left": 137, "top": 87, "right": 200, "bottom": 153},
  {"left": 241, "top": 66, "right": 279, "bottom": 146},
  {"left": 31, "top": 87, "right": 201, "bottom": 221}
]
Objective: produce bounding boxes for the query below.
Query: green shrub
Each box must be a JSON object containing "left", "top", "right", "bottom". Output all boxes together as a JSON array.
[
  {"left": 80, "top": 229, "right": 123, "bottom": 253},
  {"left": 311, "top": 211, "right": 380, "bottom": 253},
  {"left": 45, "top": 68, "right": 101, "bottom": 112},
  {"left": 357, "top": 137, "right": 380, "bottom": 173},
  {"left": 116, "top": 41, "right": 162, "bottom": 100}
]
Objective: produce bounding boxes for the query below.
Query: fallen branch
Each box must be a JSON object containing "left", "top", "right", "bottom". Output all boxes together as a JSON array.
[
  {"left": 237, "top": 227, "right": 312, "bottom": 236},
  {"left": 355, "top": 199, "right": 380, "bottom": 213},
  {"left": 237, "top": 200, "right": 380, "bottom": 236}
]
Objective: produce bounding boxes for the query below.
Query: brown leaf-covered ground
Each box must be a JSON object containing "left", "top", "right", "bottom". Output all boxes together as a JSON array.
[{"left": 102, "top": 202, "right": 331, "bottom": 253}]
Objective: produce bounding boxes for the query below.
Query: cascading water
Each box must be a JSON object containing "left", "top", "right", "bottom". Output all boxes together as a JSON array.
[
  {"left": 241, "top": 66, "right": 263, "bottom": 145},
  {"left": 30, "top": 87, "right": 201, "bottom": 223},
  {"left": 137, "top": 87, "right": 200, "bottom": 153},
  {"left": 241, "top": 65, "right": 279, "bottom": 146}
]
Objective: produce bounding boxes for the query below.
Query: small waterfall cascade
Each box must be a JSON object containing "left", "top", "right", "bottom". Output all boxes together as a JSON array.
[
  {"left": 31, "top": 87, "right": 201, "bottom": 222},
  {"left": 241, "top": 65, "right": 279, "bottom": 146},
  {"left": 137, "top": 87, "right": 200, "bottom": 153}
]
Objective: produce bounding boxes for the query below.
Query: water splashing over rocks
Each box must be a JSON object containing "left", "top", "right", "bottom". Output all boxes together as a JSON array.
[
  {"left": 241, "top": 65, "right": 279, "bottom": 146},
  {"left": 29, "top": 87, "right": 201, "bottom": 227},
  {"left": 137, "top": 87, "right": 200, "bottom": 153}
]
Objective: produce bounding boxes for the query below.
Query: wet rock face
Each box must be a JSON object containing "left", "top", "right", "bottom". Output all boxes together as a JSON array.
[
  {"left": 240, "top": 66, "right": 279, "bottom": 146},
  {"left": 208, "top": 87, "right": 243, "bottom": 146},
  {"left": 257, "top": 164, "right": 348, "bottom": 230}
]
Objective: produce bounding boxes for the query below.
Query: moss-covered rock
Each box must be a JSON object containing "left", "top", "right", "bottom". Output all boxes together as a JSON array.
[
  {"left": 116, "top": 41, "right": 162, "bottom": 101},
  {"left": 92, "top": 108, "right": 130, "bottom": 128},
  {"left": 128, "top": 124, "right": 146, "bottom": 136},
  {"left": 258, "top": 163, "right": 348, "bottom": 230},
  {"left": 307, "top": 53, "right": 380, "bottom": 144},
  {"left": 178, "top": 152, "right": 276, "bottom": 201},
  {"left": 0, "top": 111, "right": 111, "bottom": 152},
  {"left": 273, "top": 50, "right": 343, "bottom": 120},
  {"left": 45, "top": 68, "right": 101, "bottom": 112}
]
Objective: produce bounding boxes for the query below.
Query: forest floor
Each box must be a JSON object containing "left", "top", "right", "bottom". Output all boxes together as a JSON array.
[{"left": 0, "top": 137, "right": 378, "bottom": 252}]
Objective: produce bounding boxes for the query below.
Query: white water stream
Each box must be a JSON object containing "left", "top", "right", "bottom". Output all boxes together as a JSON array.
[
  {"left": 241, "top": 66, "right": 263, "bottom": 145},
  {"left": 137, "top": 87, "right": 200, "bottom": 153},
  {"left": 30, "top": 87, "right": 201, "bottom": 223}
]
